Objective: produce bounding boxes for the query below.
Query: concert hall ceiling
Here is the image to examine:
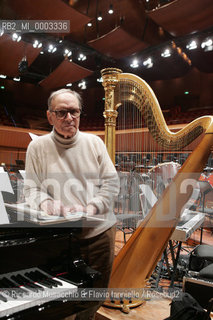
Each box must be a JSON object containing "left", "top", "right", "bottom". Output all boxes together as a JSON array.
[{"left": 0, "top": 0, "right": 213, "bottom": 130}]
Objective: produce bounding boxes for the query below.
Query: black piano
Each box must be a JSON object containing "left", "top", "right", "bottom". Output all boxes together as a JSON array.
[{"left": 0, "top": 218, "right": 99, "bottom": 320}]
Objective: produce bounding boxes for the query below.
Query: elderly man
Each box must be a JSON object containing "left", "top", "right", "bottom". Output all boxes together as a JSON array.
[{"left": 24, "top": 88, "right": 119, "bottom": 319}]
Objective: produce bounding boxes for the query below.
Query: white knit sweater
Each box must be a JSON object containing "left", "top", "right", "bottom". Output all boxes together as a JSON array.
[{"left": 24, "top": 129, "right": 119, "bottom": 238}]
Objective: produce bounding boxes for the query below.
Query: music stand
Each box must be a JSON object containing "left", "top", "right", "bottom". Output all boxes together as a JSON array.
[
  {"left": 198, "top": 181, "right": 213, "bottom": 212},
  {"left": 139, "top": 184, "right": 157, "bottom": 218}
]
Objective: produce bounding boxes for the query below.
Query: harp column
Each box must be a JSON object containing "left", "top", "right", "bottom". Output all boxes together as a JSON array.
[{"left": 101, "top": 68, "right": 122, "bottom": 164}]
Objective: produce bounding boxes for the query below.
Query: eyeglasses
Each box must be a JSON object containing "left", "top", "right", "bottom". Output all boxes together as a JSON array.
[{"left": 50, "top": 109, "right": 81, "bottom": 119}]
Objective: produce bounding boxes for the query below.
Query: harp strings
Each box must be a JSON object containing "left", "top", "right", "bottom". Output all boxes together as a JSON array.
[
  {"left": 115, "top": 78, "right": 185, "bottom": 210},
  {"left": 116, "top": 80, "right": 161, "bottom": 172},
  {"left": 116, "top": 80, "right": 161, "bottom": 215}
]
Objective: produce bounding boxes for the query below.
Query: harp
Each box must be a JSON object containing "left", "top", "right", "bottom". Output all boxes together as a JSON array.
[{"left": 101, "top": 68, "right": 213, "bottom": 310}]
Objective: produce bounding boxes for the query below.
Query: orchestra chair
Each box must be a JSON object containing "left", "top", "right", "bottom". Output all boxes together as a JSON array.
[
  {"left": 183, "top": 186, "right": 204, "bottom": 244},
  {"left": 184, "top": 186, "right": 201, "bottom": 211},
  {"left": 189, "top": 244, "right": 213, "bottom": 273},
  {"left": 197, "top": 180, "right": 213, "bottom": 235},
  {"left": 208, "top": 157, "right": 213, "bottom": 169},
  {"left": 116, "top": 213, "right": 144, "bottom": 243},
  {"left": 208, "top": 173, "right": 213, "bottom": 187},
  {"left": 117, "top": 182, "right": 156, "bottom": 242},
  {"left": 115, "top": 172, "right": 144, "bottom": 243},
  {"left": 198, "top": 180, "right": 213, "bottom": 213}
]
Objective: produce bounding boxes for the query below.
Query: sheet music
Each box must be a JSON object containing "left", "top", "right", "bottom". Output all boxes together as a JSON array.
[
  {"left": 0, "top": 171, "right": 14, "bottom": 224},
  {"left": 5, "top": 202, "right": 85, "bottom": 224},
  {"left": 5, "top": 202, "right": 105, "bottom": 225}
]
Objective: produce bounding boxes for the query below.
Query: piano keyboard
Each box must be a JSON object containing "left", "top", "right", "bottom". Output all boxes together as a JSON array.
[{"left": 0, "top": 267, "right": 77, "bottom": 318}]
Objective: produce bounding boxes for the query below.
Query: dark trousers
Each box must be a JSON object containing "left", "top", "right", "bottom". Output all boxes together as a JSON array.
[{"left": 73, "top": 226, "right": 116, "bottom": 320}]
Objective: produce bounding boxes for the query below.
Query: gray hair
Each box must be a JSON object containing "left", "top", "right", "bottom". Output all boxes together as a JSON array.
[{"left": 47, "top": 89, "right": 83, "bottom": 111}]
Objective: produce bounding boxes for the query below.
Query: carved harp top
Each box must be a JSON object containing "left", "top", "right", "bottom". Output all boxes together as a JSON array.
[
  {"left": 101, "top": 67, "right": 213, "bottom": 162},
  {"left": 101, "top": 68, "right": 213, "bottom": 291}
]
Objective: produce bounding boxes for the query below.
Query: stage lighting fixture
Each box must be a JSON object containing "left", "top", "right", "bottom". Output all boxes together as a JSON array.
[{"left": 108, "top": 4, "right": 114, "bottom": 14}]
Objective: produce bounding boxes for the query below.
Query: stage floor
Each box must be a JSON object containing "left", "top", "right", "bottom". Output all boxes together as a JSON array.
[{"left": 96, "top": 298, "right": 171, "bottom": 320}]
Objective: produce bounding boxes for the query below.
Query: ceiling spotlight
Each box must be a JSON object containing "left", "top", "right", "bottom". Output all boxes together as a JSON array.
[
  {"left": 40, "top": 51, "right": 44, "bottom": 55},
  {"left": 201, "top": 38, "right": 213, "bottom": 52},
  {"left": 78, "top": 80, "right": 86, "bottom": 90},
  {"left": 143, "top": 57, "right": 153, "bottom": 68},
  {"left": 108, "top": 4, "right": 114, "bottom": 14},
  {"left": 97, "top": 12, "right": 102, "bottom": 21},
  {"left": 48, "top": 44, "right": 53, "bottom": 52},
  {"left": 48, "top": 44, "right": 57, "bottom": 53},
  {"left": 66, "top": 83, "right": 72, "bottom": 87},
  {"left": 130, "top": 59, "right": 139, "bottom": 68},
  {"left": 186, "top": 40, "right": 197, "bottom": 50},
  {"left": 13, "top": 77, "right": 20, "bottom": 82},
  {"left": 12, "top": 33, "right": 21, "bottom": 42},
  {"left": 33, "top": 40, "right": 42, "bottom": 48},
  {"left": 64, "top": 49, "right": 72, "bottom": 58},
  {"left": 78, "top": 53, "right": 86, "bottom": 61},
  {"left": 161, "top": 49, "right": 171, "bottom": 57},
  {"left": 87, "top": 22, "right": 92, "bottom": 27},
  {"left": 0, "top": 74, "right": 7, "bottom": 79}
]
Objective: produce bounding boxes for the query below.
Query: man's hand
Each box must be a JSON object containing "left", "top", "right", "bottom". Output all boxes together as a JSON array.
[
  {"left": 40, "top": 200, "right": 98, "bottom": 218},
  {"left": 69, "top": 204, "right": 86, "bottom": 213},
  {"left": 68, "top": 204, "right": 98, "bottom": 216},
  {"left": 40, "top": 199, "right": 68, "bottom": 217},
  {"left": 86, "top": 204, "right": 98, "bottom": 216}
]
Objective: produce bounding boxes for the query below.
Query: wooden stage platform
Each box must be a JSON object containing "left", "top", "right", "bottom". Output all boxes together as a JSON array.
[{"left": 96, "top": 298, "right": 171, "bottom": 320}]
